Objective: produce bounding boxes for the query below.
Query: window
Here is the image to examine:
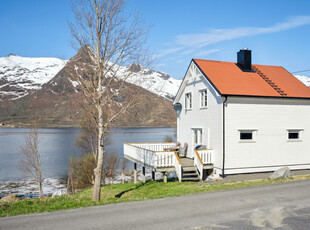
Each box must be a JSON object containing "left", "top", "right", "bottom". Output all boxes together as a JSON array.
[
  {"left": 240, "top": 132, "right": 252, "bottom": 140},
  {"left": 238, "top": 129, "right": 257, "bottom": 142},
  {"left": 200, "top": 89, "right": 208, "bottom": 108},
  {"left": 193, "top": 129, "right": 202, "bottom": 145},
  {"left": 287, "top": 129, "right": 303, "bottom": 141},
  {"left": 288, "top": 132, "right": 299, "bottom": 139},
  {"left": 185, "top": 93, "right": 192, "bottom": 109}
]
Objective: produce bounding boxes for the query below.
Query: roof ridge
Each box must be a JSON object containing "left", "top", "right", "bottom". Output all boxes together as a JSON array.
[{"left": 194, "top": 59, "right": 284, "bottom": 68}]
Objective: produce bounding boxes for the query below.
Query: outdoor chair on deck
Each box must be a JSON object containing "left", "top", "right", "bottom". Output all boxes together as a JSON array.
[{"left": 178, "top": 142, "right": 188, "bottom": 158}]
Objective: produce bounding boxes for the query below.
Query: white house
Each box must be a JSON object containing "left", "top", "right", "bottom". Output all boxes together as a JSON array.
[{"left": 124, "top": 49, "right": 310, "bottom": 181}]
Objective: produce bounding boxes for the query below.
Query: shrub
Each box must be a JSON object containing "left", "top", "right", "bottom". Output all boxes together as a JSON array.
[
  {"left": 67, "top": 154, "right": 97, "bottom": 192},
  {"left": 163, "top": 135, "right": 174, "bottom": 142}
]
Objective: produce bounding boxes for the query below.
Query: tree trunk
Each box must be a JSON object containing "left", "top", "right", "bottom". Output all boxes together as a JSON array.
[
  {"left": 122, "top": 172, "right": 125, "bottom": 184},
  {"left": 92, "top": 106, "right": 104, "bottom": 201},
  {"left": 38, "top": 172, "right": 44, "bottom": 200}
]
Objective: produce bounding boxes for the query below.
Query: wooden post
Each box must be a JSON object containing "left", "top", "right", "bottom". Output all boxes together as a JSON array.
[
  {"left": 164, "top": 172, "right": 167, "bottom": 183},
  {"left": 142, "top": 166, "right": 146, "bottom": 183},
  {"left": 152, "top": 171, "right": 155, "bottom": 181},
  {"left": 134, "top": 163, "right": 137, "bottom": 184}
]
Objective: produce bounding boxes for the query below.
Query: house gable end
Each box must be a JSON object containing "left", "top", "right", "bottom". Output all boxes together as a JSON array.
[
  {"left": 192, "top": 59, "right": 222, "bottom": 96},
  {"left": 174, "top": 60, "right": 222, "bottom": 104}
]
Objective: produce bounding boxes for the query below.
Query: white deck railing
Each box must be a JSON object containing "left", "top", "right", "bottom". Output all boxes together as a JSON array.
[
  {"left": 194, "top": 150, "right": 204, "bottom": 180},
  {"left": 124, "top": 143, "right": 179, "bottom": 169},
  {"left": 155, "top": 151, "right": 175, "bottom": 167},
  {"left": 124, "top": 143, "right": 156, "bottom": 167},
  {"left": 124, "top": 143, "right": 213, "bottom": 182},
  {"left": 196, "top": 149, "right": 213, "bottom": 164},
  {"left": 194, "top": 149, "right": 214, "bottom": 180},
  {"left": 130, "top": 142, "right": 176, "bottom": 152},
  {"left": 174, "top": 152, "right": 182, "bottom": 182}
]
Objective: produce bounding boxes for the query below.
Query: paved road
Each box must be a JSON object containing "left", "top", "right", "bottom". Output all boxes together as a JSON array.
[{"left": 1, "top": 180, "right": 310, "bottom": 230}]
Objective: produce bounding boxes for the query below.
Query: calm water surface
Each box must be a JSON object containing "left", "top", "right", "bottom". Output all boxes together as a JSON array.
[{"left": 0, "top": 127, "right": 174, "bottom": 181}]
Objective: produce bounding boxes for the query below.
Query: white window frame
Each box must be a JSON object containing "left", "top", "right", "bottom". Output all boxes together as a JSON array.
[
  {"left": 238, "top": 129, "right": 257, "bottom": 143},
  {"left": 192, "top": 128, "right": 203, "bottom": 147},
  {"left": 287, "top": 129, "right": 303, "bottom": 142},
  {"left": 199, "top": 89, "right": 208, "bottom": 108},
  {"left": 185, "top": 92, "right": 192, "bottom": 110}
]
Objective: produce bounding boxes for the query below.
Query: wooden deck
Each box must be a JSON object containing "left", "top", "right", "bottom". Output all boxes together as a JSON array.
[
  {"left": 124, "top": 142, "right": 214, "bottom": 182},
  {"left": 180, "top": 157, "right": 195, "bottom": 167}
]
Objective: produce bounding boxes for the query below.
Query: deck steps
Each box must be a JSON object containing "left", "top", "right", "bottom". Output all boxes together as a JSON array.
[
  {"left": 180, "top": 158, "right": 200, "bottom": 182},
  {"left": 182, "top": 166, "right": 196, "bottom": 172}
]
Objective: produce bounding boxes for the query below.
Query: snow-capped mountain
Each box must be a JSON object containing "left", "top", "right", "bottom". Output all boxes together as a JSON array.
[
  {"left": 118, "top": 64, "right": 181, "bottom": 100},
  {"left": 0, "top": 49, "right": 178, "bottom": 127},
  {"left": 1, "top": 53, "right": 308, "bottom": 103},
  {"left": 294, "top": 75, "right": 310, "bottom": 88},
  {"left": 0, "top": 54, "right": 67, "bottom": 100},
  {"left": 0, "top": 54, "right": 181, "bottom": 101}
]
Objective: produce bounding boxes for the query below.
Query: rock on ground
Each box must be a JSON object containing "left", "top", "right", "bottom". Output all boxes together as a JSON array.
[{"left": 270, "top": 167, "right": 292, "bottom": 179}]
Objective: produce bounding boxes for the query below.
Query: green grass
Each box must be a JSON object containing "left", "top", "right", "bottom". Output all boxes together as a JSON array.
[{"left": 1, "top": 175, "right": 310, "bottom": 217}]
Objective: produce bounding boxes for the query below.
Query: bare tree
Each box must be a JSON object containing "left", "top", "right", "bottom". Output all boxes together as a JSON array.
[
  {"left": 20, "top": 126, "right": 44, "bottom": 200},
  {"left": 70, "top": 0, "right": 148, "bottom": 201},
  {"left": 75, "top": 110, "right": 110, "bottom": 161},
  {"left": 104, "top": 152, "right": 120, "bottom": 185},
  {"left": 121, "top": 158, "right": 128, "bottom": 184},
  {"left": 75, "top": 113, "right": 98, "bottom": 160}
]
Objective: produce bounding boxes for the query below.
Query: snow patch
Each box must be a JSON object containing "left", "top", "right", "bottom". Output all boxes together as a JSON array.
[
  {"left": 0, "top": 56, "right": 67, "bottom": 99},
  {"left": 294, "top": 74, "right": 310, "bottom": 87},
  {"left": 69, "top": 78, "right": 80, "bottom": 88}
]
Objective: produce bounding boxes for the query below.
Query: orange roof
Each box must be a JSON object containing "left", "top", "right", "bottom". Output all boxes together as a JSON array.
[{"left": 193, "top": 59, "right": 310, "bottom": 98}]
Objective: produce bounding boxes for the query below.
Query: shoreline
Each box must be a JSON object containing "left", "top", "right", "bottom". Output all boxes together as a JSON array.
[
  {"left": 0, "top": 170, "right": 165, "bottom": 199},
  {"left": 0, "top": 125, "right": 175, "bottom": 129},
  {"left": 0, "top": 178, "right": 67, "bottom": 199}
]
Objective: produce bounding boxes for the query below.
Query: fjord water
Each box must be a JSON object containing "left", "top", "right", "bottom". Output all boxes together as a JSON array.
[{"left": 0, "top": 127, "right": 175, "bottom": 182}]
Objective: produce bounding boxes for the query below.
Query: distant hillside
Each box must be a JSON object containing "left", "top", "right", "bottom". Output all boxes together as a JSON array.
[
  {"left": 0, "top": 50, "right": 179, "bottom": 127},
  {"left": 0, "top": 54, "right": 67, "bottom": 100}
]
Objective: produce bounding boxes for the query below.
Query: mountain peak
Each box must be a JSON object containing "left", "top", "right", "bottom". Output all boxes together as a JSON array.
[
  {"left": 129, "top": 63, "right": 142, "bottom": 73},
  {"left": 6, "top": 53, "right": 17, "bottom": 57}
]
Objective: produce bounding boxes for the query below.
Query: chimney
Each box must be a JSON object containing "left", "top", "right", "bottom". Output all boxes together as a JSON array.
[{"left": 237, "top": 48, "right": 251, "bottom": 71}]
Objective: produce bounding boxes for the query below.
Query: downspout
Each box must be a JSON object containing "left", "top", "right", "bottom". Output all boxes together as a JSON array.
[{"left": 222, "top": 96, "right": 228, "bottom": 178}]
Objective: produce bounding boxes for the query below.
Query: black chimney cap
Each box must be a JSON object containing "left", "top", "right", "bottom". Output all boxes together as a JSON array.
[{"left": 237, "top": 49, "right": 251, "bottom": 71}]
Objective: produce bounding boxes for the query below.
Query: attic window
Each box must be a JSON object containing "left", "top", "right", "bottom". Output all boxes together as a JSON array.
[
  {"left": 185, "top": 93, "right": 192, "bottom": 110},
  {"left": 200, "top": 89, "right": 208, "bottom": 108}
]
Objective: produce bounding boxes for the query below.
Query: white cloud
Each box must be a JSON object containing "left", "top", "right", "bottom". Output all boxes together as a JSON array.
[
  {"left": 175, "top": 16, "right": 310, "bottom": 48},
  {"left": 155, "top": 63, "right": 166, "bottom": 67},
  {"left": 156, "top": 15, "right": 310, "bottom": 58},
  {"left": 154, "top": 47, "right": 183, "bottom": 58}
]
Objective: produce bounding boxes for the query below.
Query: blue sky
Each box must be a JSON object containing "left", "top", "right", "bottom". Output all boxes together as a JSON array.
[{"left": 0, "top": 0, "right": 310, "bottom": 79}]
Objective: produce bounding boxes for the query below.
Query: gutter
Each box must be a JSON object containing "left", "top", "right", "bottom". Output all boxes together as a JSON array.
[{"left": 222, "top": 96, "right": 228, "bottom": 178}]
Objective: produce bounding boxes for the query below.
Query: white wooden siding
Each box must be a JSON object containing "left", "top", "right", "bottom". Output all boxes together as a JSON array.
[
  {"left": 175, "top": 61, "right": 223, "bottom": 174},
  {"left": 225, "top": 96, "right": 310, "bottom": 174}
]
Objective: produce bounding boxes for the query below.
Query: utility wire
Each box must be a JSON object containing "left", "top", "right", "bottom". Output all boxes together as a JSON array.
[{"left": 290, "top": 69, "right": 310, "bottom": 74}]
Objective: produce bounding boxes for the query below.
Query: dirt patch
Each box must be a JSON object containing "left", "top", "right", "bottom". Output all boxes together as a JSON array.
[{"left": 0, "top": 194, "right": 20, "bottom": 203}]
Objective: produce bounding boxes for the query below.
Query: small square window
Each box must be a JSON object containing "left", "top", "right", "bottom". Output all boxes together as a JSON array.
[
  {"left": 240, "top": 132, "right": 252, "bottom": 140},
  {"left": 288, "top": 132, "right": 299, "bottom": 139},
  {"left": 287, "top": 129, "right": 303, "bottom": 141},
  {"left": 238, "top": 129, "right": 257, "bottom": 142}
]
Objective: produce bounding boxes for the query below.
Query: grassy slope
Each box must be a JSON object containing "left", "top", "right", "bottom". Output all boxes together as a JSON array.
[{"left": 1, "top": 175, "right": 310, "bottom": 217}]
